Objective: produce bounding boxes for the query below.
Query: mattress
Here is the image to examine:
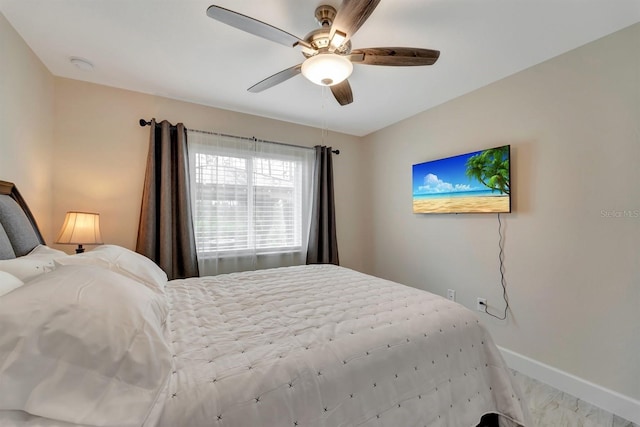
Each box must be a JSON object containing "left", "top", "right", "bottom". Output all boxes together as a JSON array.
[{"left": 154, "top": 264, "right": 529, "bottom": 427}]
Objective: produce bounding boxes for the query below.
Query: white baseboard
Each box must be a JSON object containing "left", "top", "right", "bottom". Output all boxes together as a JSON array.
[{"left": 498, "top": 346, "right": 640, "bottom": 425}]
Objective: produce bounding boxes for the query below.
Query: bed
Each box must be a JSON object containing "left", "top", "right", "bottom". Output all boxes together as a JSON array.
[{"left": 0, "top": 180, "right": 530, "bottom": 427}]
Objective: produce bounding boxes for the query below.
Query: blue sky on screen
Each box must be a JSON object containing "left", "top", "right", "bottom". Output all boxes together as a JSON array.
[{"left": 412, "top": 150, "right": 484, "bottom": 195}]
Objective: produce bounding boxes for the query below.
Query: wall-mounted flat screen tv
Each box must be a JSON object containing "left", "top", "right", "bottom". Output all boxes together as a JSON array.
[{"left": 412, "top": 145, "right": 511, "bottom": 214}]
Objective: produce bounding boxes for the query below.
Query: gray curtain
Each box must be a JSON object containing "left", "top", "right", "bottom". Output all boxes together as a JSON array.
[
  {"left": 306, "top": 145, "right": 339, "bottom": 265},
  {"left": 136, "top": 119, "right": 199, "bottom": 279}
]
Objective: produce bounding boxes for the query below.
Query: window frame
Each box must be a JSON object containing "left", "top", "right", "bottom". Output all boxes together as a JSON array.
[{"left": 188, "top": 136, "right": 313, "bottom": 259}]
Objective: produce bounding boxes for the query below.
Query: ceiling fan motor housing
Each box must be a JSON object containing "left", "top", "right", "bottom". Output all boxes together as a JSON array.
[
  {"left": 303, "top": 29, "right": 352, "bottom": 57},
  {"left": 301, "top": 5, "right": 352, "bottom": 58}
]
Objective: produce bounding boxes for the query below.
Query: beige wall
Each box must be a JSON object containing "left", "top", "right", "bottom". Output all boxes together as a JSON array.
[
  {"left": 0, "top": 12, "right": 55, "bottom": 240},
  {"left": 362, "top": 23, "right": 640, "bottom": 400},
  {"left": 52, "top": 79, "right": 367, "bottom": 270}
]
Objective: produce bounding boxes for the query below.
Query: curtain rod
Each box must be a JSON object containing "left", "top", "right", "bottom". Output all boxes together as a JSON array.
[{"left": 139, "top": 119, "right": 339, "bottom": 155}]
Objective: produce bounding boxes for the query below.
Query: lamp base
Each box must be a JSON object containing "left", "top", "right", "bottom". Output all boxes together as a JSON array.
[{"left": 75, "top": 244, "right": 85, "bottom": 254}]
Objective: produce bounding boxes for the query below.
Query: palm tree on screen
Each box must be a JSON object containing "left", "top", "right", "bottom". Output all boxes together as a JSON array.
[{"left": 465, "top": 146, "right": 510, "bottom": 195}]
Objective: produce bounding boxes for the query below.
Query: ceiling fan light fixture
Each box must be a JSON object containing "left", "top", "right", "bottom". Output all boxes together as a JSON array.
[{"left": 301, "top": 53, "right": 353, "bottom": 86}]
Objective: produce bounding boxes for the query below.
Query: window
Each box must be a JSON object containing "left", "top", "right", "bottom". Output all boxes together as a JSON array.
[{"left": 188, "top": 131, "right": 314, "bottom": 264}]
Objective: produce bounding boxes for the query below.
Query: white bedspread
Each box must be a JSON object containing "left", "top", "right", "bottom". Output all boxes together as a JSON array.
[{"left": 155, "top": 264, "right": 529, "bottom": 427}]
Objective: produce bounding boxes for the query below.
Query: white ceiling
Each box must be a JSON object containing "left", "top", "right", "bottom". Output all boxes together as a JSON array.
[{"left": 1, "top": 0, "right": 639, "bottom": 136}]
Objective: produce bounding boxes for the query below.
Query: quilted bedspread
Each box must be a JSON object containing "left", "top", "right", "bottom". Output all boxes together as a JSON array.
[{"left": 154, "top": 264, "right": 529, "bottom": 427}]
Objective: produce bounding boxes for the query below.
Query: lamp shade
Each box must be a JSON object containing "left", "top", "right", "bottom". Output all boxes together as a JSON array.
[
  {"left": 55, "top": 211, "right": 103, "bottom": 246},
  {"left": 301, "top": 53, "right": 353, "bottom": 86}
]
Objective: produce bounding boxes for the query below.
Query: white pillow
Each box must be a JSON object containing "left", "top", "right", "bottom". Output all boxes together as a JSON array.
[
  {"left": 0, "top": 264, "right": 170, "bottom": 427},
  {"left": 0, "top": 245, "right": 69, "bottom": 281},
  {"left": 0, "top": 271, "right": 23, "bottom": 296},
  {"left": 55, "top": 245, "right": 168, "bottom": 294}
]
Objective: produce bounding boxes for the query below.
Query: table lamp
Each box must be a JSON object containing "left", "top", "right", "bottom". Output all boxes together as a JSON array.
[{"left": 55, "top": 211, "right": 103, "bottom": 253}]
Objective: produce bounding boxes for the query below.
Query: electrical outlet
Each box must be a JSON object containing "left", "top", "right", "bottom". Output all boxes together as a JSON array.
[
  {"left": 447, "top": 289, "right": 456, "bottom": 301},
  {"left": 476, "top": 298, "right": 487, "bottom": 312}
]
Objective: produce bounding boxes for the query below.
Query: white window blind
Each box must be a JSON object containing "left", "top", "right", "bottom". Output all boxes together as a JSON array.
[{"left": 187, "top": 130, "right": 314, "bottom": 275}]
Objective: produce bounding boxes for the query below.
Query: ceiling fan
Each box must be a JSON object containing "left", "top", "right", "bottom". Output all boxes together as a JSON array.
[{"left": 206, "top": 0, "right": 440, "bottom": 106}]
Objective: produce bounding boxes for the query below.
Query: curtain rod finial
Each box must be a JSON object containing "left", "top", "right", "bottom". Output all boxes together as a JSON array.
[{"left": 139, "top": 119, "right": 151, "bottom": 127}]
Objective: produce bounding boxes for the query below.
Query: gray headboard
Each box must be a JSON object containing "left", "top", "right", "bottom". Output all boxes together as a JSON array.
[{"left": 0, "top": 180, "right": 45, "bottom": 260}]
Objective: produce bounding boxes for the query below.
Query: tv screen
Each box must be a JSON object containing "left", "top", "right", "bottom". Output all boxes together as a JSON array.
[{"left": 412, "top": 145, "right": 511, "bottom": 214}]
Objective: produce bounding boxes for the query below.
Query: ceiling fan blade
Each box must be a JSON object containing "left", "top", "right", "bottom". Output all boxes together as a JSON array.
[
  {"left": 329, "top": 0, "right": 381, "bottom": 49},
  {"left": 206, "top": 5, "right": 305, "bottom": 48},
  {"left": 247, "top": 64, "right": 302, "bottom": 93},
  {"left": 350, "top": 48, "right": 440, "bottom": 66},
  {"left": 330, "top": 80, "right": 354, "bottom": 106}
]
